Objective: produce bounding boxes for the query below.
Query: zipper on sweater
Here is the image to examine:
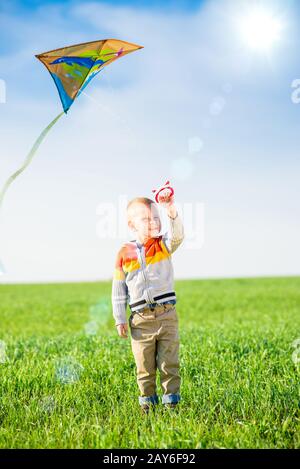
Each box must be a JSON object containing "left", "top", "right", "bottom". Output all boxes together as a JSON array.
[{"left": 137, "top": 244, "right": 153, "bottom": 303}]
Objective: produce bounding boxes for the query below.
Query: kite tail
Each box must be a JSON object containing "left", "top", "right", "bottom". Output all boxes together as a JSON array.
[{"left": 0, "top": 111, "right": 65, "bottom": 209}]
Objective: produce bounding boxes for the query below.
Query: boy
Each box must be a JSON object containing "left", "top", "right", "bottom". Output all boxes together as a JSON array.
[{"left": 111, "top": 192, "right": 184, "bottom": 414}]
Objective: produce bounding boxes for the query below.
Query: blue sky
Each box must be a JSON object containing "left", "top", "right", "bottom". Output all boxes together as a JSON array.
[
  {"left": 0, "top": 0, "right": 299, "bottom": 283},
  {"left": 1, "top": 0, "right": 206, "bottom": 10}
]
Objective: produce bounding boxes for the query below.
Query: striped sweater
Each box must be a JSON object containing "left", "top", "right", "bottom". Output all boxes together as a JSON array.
[{"left": 111, "top": 212, "right": 184, "bottom": 325}]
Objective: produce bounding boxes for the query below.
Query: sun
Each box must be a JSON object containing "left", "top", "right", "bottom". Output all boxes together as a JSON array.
[{"left": 238, "top": 7, "right": 283, "bottom": 51}]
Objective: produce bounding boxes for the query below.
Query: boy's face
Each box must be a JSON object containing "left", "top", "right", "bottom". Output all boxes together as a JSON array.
[{"left": 128, "top": 203, "right": 161, "bottom": 242}]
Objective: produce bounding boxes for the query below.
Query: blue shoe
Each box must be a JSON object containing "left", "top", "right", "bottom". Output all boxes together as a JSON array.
[
  {"left": 140, "top": 403, "right": 156, "bottom": 415},
  {"left": 163, "top": 402, "right": 179, "bottom": 410}
]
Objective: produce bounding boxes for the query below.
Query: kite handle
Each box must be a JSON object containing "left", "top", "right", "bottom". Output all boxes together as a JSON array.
[{"left": 152, "top": 180, "right": 174, "bottom": 204}]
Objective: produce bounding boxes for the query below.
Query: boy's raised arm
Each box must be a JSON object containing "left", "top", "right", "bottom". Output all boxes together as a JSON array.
[
  {"left": 162, "top": 203, "right": 185, "bottom": 254},
  {"left": 111, "top": 248, "right": 128, "bottom": 326}
]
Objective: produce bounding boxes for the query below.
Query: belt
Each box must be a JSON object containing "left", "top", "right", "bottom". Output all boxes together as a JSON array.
[{"left": 129, "top": 292, "right": 176, "bottom": 310}]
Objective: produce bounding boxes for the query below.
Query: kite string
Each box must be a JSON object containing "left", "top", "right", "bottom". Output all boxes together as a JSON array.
[
  {"left": 80, "top": 90, "right": 137, "bottom": 143},
  {"left": 0, "top": 111, "right": 65, "bottom": 209}
]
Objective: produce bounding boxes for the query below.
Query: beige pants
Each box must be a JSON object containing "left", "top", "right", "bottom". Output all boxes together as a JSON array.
[{"left": 129, "top": 303, "right": 181, "bottom": 406}]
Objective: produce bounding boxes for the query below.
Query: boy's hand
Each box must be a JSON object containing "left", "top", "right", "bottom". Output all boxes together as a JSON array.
[
  {"left": 157, "top": 192, "right": 174, "bottom": 207},
  {"left": 158, "top": 193, "right": 177, "bottom": 219},
  {"left": 116, "top": 323, "right": 128, "bottom": 338}
]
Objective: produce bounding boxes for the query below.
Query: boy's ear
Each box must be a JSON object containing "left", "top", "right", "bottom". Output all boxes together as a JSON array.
[{"left": 128, "top": 220, "right": 136, "bottom": 232}]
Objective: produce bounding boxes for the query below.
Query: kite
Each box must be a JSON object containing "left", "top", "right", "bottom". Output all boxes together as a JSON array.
[
  {"left": 0, "top": 38, "right": 143, "bottom": 209},
  {"left": 0, "top": 38, "right": 142, "bottom": 276}
]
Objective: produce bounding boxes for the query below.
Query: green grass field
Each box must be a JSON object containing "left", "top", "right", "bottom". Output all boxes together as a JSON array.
[{"left": 0, "top": 277, "right": 300, "bottom": 448}]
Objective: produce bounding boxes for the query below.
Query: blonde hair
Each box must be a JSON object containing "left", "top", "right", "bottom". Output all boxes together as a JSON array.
[
  {"left": 127, "top": 197, "right": 158, "bottom": 224},
  {"left": 127, "top": 197, "right": 155, "bottom": 212}
]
